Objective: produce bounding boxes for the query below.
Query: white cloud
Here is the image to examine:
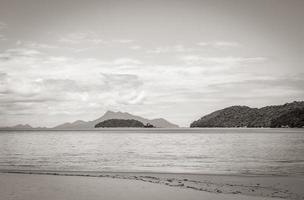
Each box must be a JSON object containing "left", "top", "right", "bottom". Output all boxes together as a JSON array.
[
  {"left": 197, "top": 42, "right": 209, "bottom": 46},
  {"left": 129, "top": 45, "right": 141, "bottom": 50},
  {"left": 59, "top": 33, "right": 136, "bottom": 46},
  {"left": 0, "top": 48, "right": 43, "bottom": 61},
  {"left": 59, "top": 32, "right": 105, "bottom": 45},
  {"left": 197, "top": 41, "right": 240, "bottom": 48},
  {"left": 112, "top": 58, "right": 142, "bottom": 65},
  {"left": 117, "top": 90, "right": 146, "bottom": 105},
  {"left": 0, "top": 47, "right": 147, "bottom": 122},
  {"left": 214, "top": 41, "right": 240, "bottom": 47},
  {"left": 16, "top": 40, "right": 57, "bottom": 49},
  {"left": 147, "top": 45, "right": 192, "bottom": 54},
  {"left": 113, "top": 39, "right": 134, "bottom": 43},
  {"left": 180, "top": 55, "right": 267, "bottom": 65}
]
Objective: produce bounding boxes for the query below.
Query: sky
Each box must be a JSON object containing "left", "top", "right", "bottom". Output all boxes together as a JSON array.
[{"left": 0, "top": 0, "right": 303, "bottom": 127}]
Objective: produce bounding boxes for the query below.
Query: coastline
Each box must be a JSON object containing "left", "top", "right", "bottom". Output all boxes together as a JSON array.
[
  {"left": 1, "top": 127, "right": 304, "bottom": 132},
  {"left": 1, "top": 170, "right": 303, "bottom": 200}
]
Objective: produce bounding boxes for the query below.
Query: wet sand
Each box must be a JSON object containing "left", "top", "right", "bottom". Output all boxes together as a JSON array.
[{"left": 0, "top": 171, "right": 303, "bottom": 200}]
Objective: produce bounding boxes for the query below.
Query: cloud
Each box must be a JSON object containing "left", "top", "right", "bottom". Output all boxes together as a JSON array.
[
  {"left": 147, "top": 45, "right": 193, "bottom": 54},
  {"left": 0, "top": 47, "right": 147, "bottom": 119},
  {"left": 37, "top": 78, "right": 89, "bottom": 93},
  {"left": 214, "top": 41, "right": 240, "bottom": 47},
  {"left": 5, "top": 48, "right": 42, "bottom": 57},
  {"left": 142, "top": 73, "right": 304, "bottom": 120},
  {"left": 197, "top": 41, "right": 240, "bottom": 48},
  {"left": 100, "top": 73, "right": 143, "bottom": 89},
  {"left": 59, "top": 33, "right": 134, "bottom": 46},
  {"left": 196, "top": 42, "right": 209, "bottom": 46},
  {"left": 0, "top": 22, "right": 6, "bottom": 30},
  {"left": 129, "top": 45, "right": 141, "bottom": 50},
  {"left": 16, "top": 40, "right": 57, "bottom": 49},
  {"left": 112, "top": 58, "right": 142, "bottom": 65},
  {"left": 0, "top": 71, "right": 146, "bottom": 117},
  {"left": 205, "top": 75, "right": 304, "bottom": 101},
  {"left": 0, "top": 74, "right": 76, "bottom": 99},
  {"left": 59, "top": 32, "right": 105, "bottom": 45},
  {"left": 113, "top": 39, "right": 134, "bottom": 43},
  {"left": 144, "top": 41, "right": 240, "bottom": 54},
  {"left": 57, "top": 33, "right": 138, "bottom": 53},
  {"left": 0, "top": 34, "right": 6, "bottom": 41},
  {"left": 0, "top": 48, "right": 43, "bottom": 61},
  {"left": 117, "top": 90, "right": 146, "bottom": 105},
  {"left": 180, "top": 55, "right": 267, "bottom": 65},
  {"left": 0, "top": 72, "right": 9, "bottom": 94}
]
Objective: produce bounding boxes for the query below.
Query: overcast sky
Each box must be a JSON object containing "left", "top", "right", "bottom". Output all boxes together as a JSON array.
[{"left": 0, "top": 0, "right": 303, "bottom": 127}]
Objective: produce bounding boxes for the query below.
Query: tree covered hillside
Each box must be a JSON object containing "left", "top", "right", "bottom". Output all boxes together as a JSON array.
[{"left": 190, "top": 101, "right": 304, "bottom": 128}]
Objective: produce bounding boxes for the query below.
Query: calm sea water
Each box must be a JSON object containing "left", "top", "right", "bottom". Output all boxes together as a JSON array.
[{"left": 0, "top": 128, "right": 303, "bottom": 176}]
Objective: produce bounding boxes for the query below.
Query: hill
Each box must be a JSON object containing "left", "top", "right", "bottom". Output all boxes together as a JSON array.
[
  {"left": 270, "top": 108, "right": 304, "bottom": 128},
  {"left": 0, "top": 124, "right": 49, "bottom": 131},
  {"left": 190, "top": 101, "right": 304, "bottom": 128},
  {"left": 0, "top": 124, "right": 33, "bottom": 130}
]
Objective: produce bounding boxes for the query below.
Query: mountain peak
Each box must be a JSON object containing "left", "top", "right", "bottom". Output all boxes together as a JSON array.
[{"left": 104, "top": 110, "right": 116, "bottom": 114}]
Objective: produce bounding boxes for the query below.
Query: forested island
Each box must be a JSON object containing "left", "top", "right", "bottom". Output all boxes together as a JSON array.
[
  {"left": 190, "top": 101, "right": 304, "bottom": 128},
  {"left": 95, "top": 119, "right": 155, "bottom": 128}
]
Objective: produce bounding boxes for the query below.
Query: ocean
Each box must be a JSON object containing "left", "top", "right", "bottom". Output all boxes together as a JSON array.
[{"left": 0, "top": 128, "right": 303, "bottom": 176}]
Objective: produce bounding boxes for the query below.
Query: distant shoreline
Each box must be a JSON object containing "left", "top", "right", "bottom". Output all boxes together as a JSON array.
[{"left": 1, "top": 127, "right": 304, "bottom": 131}]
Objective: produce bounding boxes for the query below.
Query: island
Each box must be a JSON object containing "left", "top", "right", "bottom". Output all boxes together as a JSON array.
[
  {"left": 94, "top": 119, "right": 155, "bottom": 128},
  {"left": 190, "top": 101, "right": 304, "bottom": 128}
]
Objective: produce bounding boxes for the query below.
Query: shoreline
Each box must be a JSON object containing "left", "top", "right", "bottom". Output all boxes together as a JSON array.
[
  {"left": 1, "top": 127, "right": 304, "bottom": 131},
  {"left": 0, "top": 173, "right": 284, "bottom": 200},
  {"left": 1, "top": 170, "right": 303, "bottom": 200},
  {"left": 1, "top": 168, "right": 303, "bottom": 177}
]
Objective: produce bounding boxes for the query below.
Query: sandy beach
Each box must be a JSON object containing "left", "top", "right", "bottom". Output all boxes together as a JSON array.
[{"left": 1, "top": 171, "right": 303, "bottom": 200}]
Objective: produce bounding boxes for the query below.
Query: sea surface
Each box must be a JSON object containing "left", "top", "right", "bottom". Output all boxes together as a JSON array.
[{"left": 0, "top": 128, "right": 303, "bottom": 176}]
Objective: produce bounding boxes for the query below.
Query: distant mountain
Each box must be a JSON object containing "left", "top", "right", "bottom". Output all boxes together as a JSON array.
[
  {"left": 53, "top": 111, "right": 179, "bottom": 129},
  {"left": 13, "top": 124, "right": 33, "bottom": 129},
  {"left": 11, "top": 124, "right": 33, "bottom": 129},
  {"left": 95, "top": 119, "right": 146, "bottom": 128},
  {"left": 0, "top": 111, "right": 178, "bottom": 130},
  {"left": 52, "top": 120, "right": 90, "bottom": 129},
  {"left": 190, "top": 101, "right": 304, "bottom": 128},
  {"left": 0, "top": 124, "right": 47, "bottom": 130}
]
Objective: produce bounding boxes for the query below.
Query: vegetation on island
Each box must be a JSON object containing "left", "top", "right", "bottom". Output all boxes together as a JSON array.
[
  {"left": 190, "top": 101, "right": 304, "bottom": 128},
  {"left": 270, "top": 108, "right": 304, "bottom": 128},
  {"left": 94, "top": 119, "right": 155, "bottom": 128}
]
